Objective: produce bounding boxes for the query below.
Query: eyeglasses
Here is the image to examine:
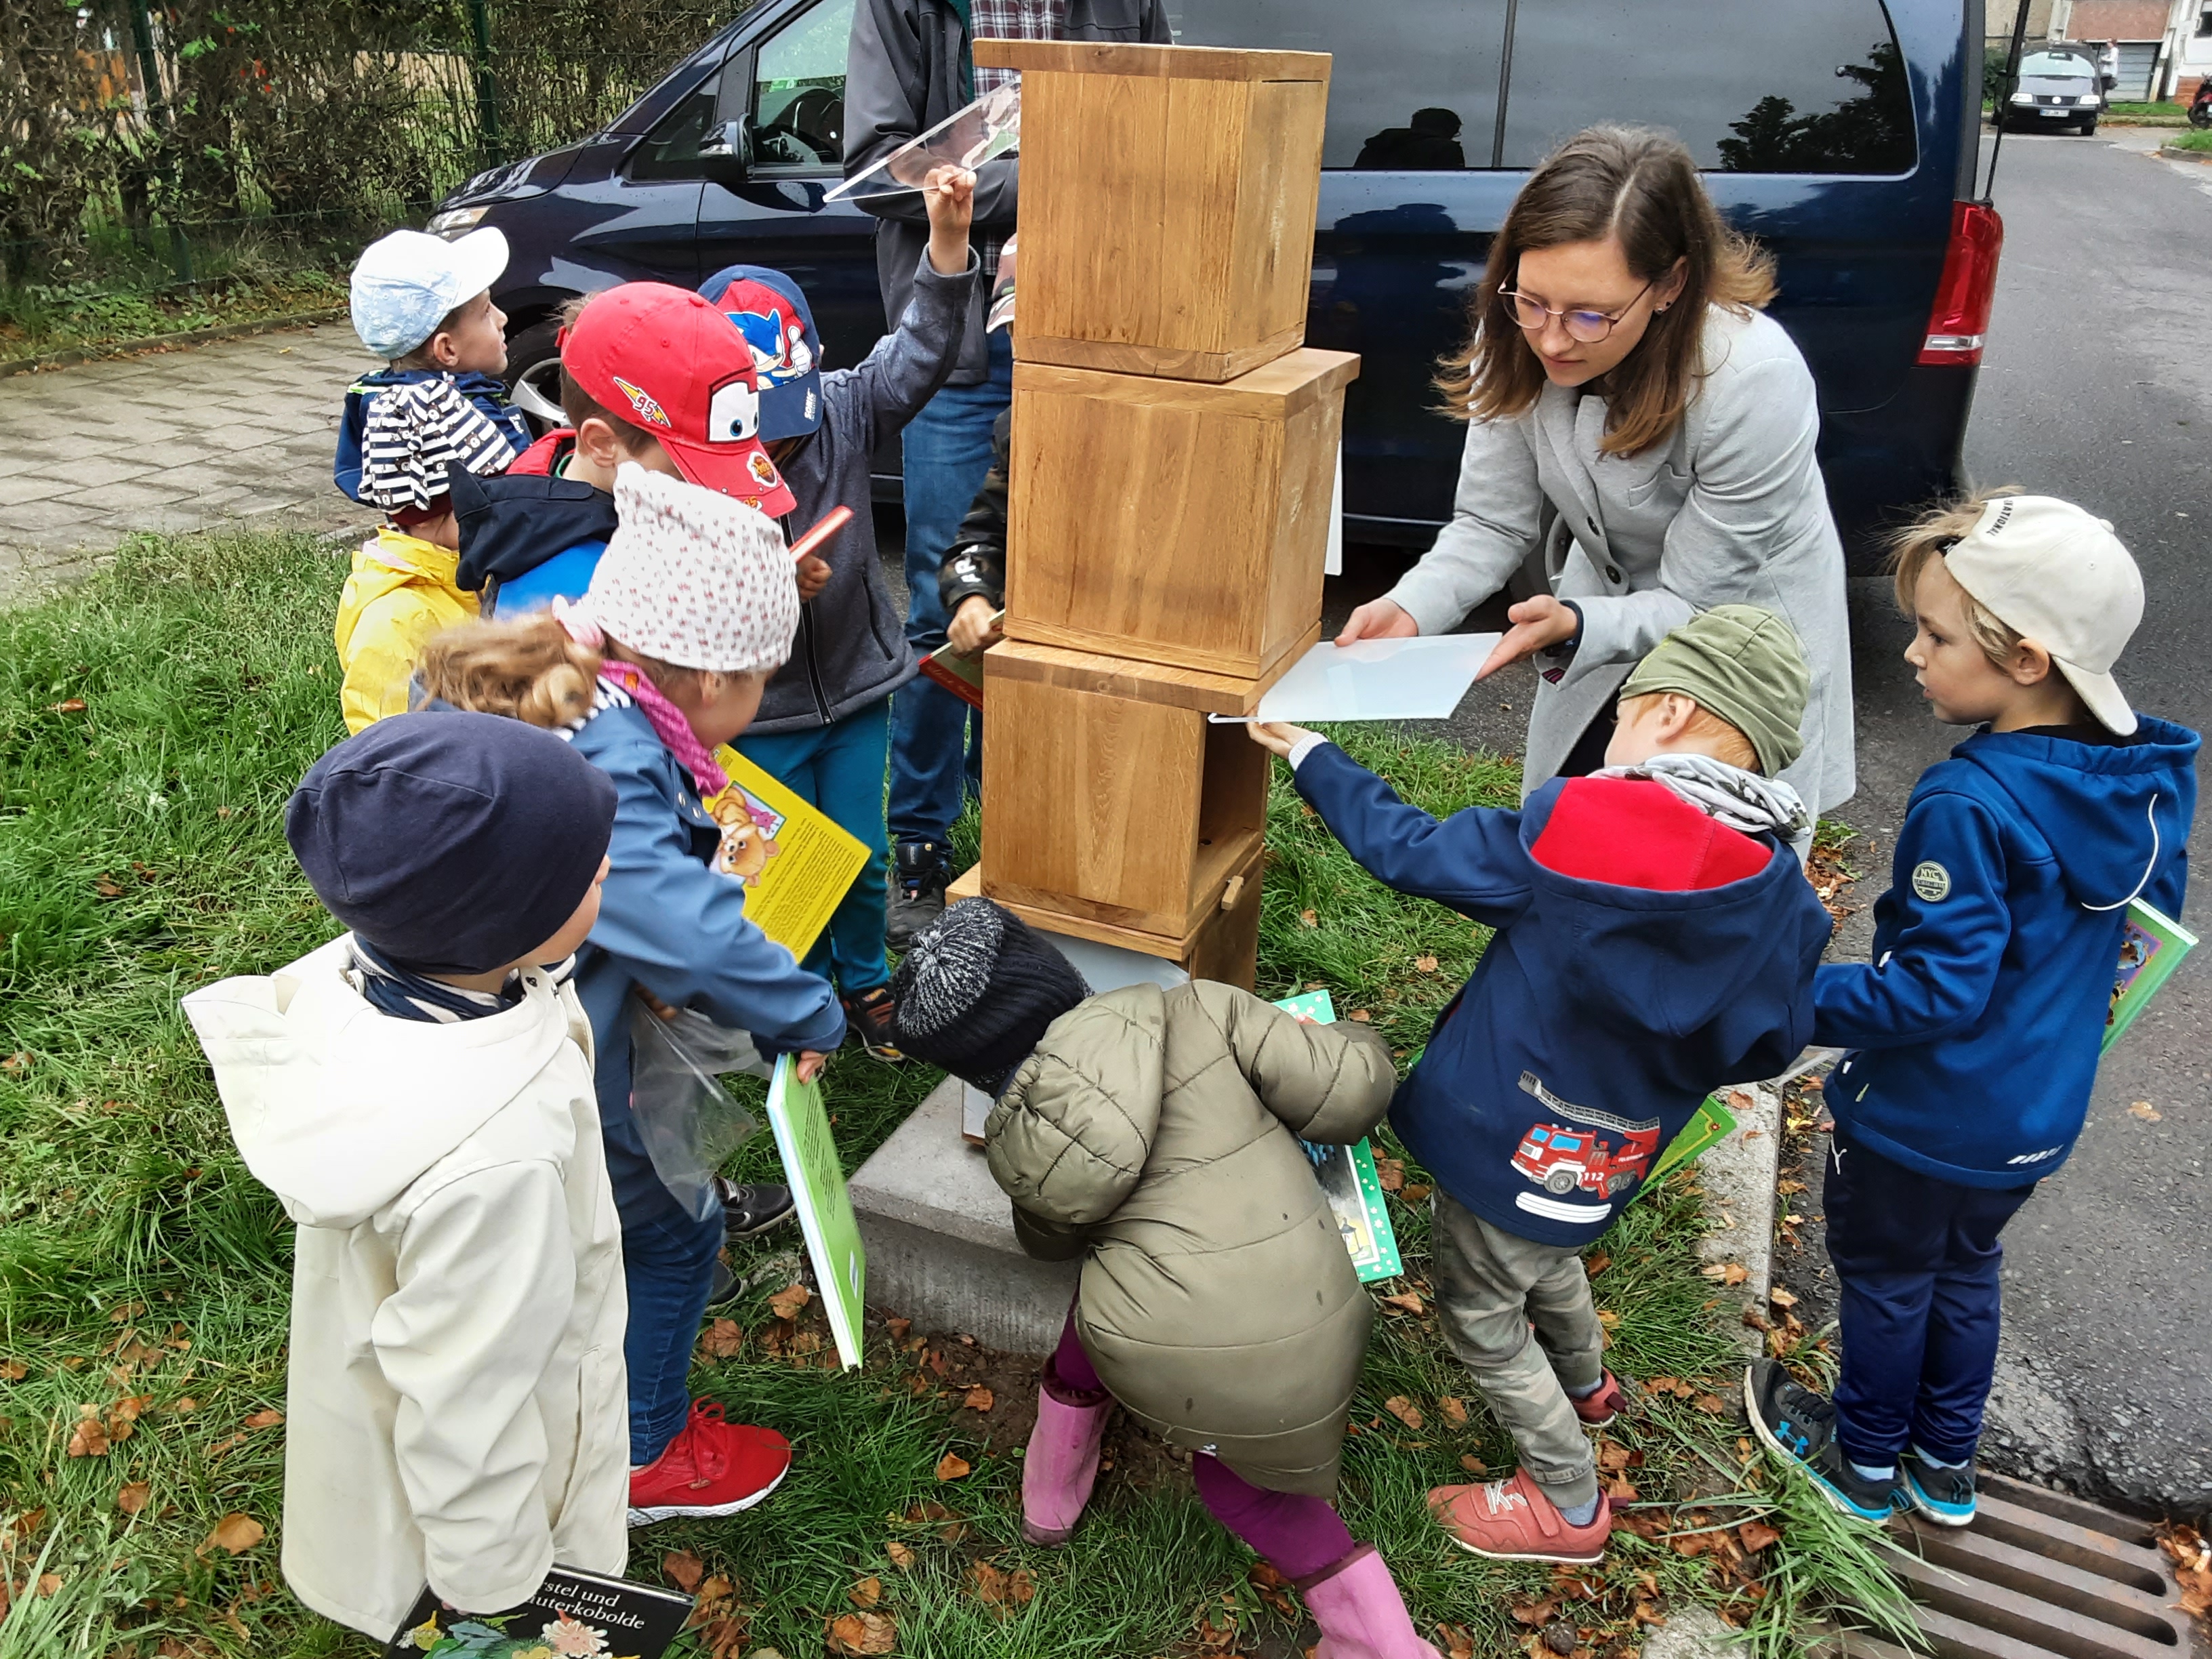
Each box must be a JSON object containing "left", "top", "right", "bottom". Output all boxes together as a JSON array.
[{"left": 1498, "top": 278, "right": 1656, "bottom": 344}]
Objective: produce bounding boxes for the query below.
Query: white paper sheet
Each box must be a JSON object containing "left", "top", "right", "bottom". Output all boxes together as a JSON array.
[{"left": 1209, "top": 634, "right": 1501, "bottom": 724}]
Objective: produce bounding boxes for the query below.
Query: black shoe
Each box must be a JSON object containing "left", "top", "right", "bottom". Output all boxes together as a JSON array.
[
  {"left": 842, "top": 985, "right": 905, "bottom": 1063},
  {"left": 706, "top": 1256, "right": 740, "bottom": 1308},
  {"left": 1743, "top": 1359, "right": 1908, "bottom": 1525},
  {"left": 888, "top": 840, "right": 949, "bottom": 949},
  {"left": 1901, "top": 1447, "right": 1978, "bottom": 1526},
  {"left": 713, "top": 1176, "right": 795, "bottom": 1240}
]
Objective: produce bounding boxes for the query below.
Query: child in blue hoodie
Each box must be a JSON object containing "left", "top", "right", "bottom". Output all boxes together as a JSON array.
[
  {"left": 1255, "top": 607, "right": 1835, "bottom": 1564},
  {"left": 1748, "top": 495, "right": 2196, "bottom": 1529}
]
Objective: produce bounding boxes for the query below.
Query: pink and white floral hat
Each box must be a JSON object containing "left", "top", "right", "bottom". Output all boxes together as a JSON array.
[{"left": 577, "top": 464, "right": 798, "bottom": 674}]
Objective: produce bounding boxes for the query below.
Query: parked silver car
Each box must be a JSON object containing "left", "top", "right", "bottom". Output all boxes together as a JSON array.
[{"left": 2002, "top": 47, "right": 2108, "bottom": 135}]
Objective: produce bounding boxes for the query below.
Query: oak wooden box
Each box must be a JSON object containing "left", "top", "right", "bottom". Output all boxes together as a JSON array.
[
  {"left": 949, "top": 838, "right": 1264, "bottom": 991},
  {"left": 1004, "top": 348, "right": 1357, "bottom": 681},
  {"left": 979, "top": 640, "right": 1273, "bottom": 941},
  {"left": 972, "top": 39, "right": 1330, "bottom": 383}
]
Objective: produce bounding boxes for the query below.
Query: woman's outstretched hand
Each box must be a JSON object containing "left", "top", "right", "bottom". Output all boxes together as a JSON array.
[
  {"left": 1334, "top": 598, "right": 1419, "bottom": 647},
  {"left": 1475, "top": 595, "right": 1579, "bottom": 680}
]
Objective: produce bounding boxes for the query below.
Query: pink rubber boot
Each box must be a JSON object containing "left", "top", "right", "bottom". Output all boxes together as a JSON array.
[
  {"left": 1019, "top": 1390, "right": 1111, "bottom": 1544},
  {"left": 1295, "top": 1544, "right": 1446, "bottom": 1659}
]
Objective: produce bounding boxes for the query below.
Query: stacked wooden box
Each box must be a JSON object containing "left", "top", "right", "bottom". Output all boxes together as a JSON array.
[{"left": 954, "top": 40, "right": 1357, "bottom": 988}]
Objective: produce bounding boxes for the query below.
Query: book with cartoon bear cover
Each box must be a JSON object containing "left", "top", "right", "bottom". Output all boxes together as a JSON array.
[
  {"left": 706, "top": 745, "right": 869, "bottom": 960},
  {"left": 384, "top": 1564, "right": 691, "bottom": 1658}
]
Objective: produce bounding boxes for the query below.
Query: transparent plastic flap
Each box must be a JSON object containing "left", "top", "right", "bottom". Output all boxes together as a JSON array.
[
  {"left": 628, "top": 1002, "right": 771, "bottom": 1223},
  {"left": 825, "top": 82, "right": 1021, "bottom": 203}
]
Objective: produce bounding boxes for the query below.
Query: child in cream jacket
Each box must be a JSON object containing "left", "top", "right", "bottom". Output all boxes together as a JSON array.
[{"left": 184, "top": 712, "right": 629, "bottom": 1640}]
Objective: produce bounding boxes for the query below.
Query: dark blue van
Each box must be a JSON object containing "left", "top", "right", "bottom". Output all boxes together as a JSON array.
[{"left": 428, "top": 0, "right": 1998, "bottom": 568}]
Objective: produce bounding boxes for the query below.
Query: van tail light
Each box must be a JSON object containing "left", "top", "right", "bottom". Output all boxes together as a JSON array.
[{"left": 1918, "top": 200, "right": 2004, "bottom": 366}]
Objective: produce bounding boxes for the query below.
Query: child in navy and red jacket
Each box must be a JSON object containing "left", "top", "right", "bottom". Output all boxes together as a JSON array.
[
  {"left": 1252, "top": 606, "right": 1833, "bottom": 1565},
  {"left": 1747, "top": 495, "right": 2196, "bottom": 1530}
]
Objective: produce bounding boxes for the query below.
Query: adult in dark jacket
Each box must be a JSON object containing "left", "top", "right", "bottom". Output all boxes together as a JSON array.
[
  {"left": 844, "top": 0, "right": 1168, "bottom": 947},
  {"left": 891, "top": 900, "right": 1448, "bottom": 1659}
]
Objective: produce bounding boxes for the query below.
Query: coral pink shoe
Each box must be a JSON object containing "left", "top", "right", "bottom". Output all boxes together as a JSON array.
[
  {"left": 1571, "top": 1370, "right": 1631, "bottom": 1428},
  {"left": 1428, "top": 1470, "right": 1610, "bottom": 1564},
  {"left": 627, "top": 1400, "right": 791, "bottom": 1525},
  {"left": 1019, "top": 1391, "right": 1111, "bottom": 1544},
  {"left": 1293, "top": 1544, "right": 1446, "bottom": 1659}
]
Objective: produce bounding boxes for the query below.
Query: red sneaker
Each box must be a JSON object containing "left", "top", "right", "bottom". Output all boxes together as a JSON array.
[
  {"left": 1428, "top": 1470, "right": 1610, "bottom": 1564},
  {"left": 1571, "top": 1370, "right": 1631, "bottom": 1429},
  {"left": 627, "top": 1400, "right": 792, "bottom": 1526}
]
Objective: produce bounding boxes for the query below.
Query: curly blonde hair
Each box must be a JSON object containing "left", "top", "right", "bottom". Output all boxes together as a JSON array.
[
  {"left": 1887, "top": 491, "right": 2027, "bottom": 669},
  {"left": 417, "top": 614, "right": 603, "bottom": 729}
]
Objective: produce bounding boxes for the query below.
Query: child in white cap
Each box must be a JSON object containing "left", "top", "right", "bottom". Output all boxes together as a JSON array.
[
  {"left": 334, "top": 226, "right": 533, "bottom": 732},
  {"left": 1748, "top": 493, "right": 2198, "bottom": 1529},
  {"left": 416, "top": 465, "right": 847, "bottom": 1527}
]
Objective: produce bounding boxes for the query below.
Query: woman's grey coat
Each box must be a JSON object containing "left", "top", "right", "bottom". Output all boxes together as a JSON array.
[{"left": 1385, "top": 306, "right": 1856, "bottom": 813}]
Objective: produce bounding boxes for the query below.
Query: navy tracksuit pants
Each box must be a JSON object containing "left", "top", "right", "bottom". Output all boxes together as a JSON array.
[{"left": 1824, "top": 1132, "right": 2038, "bottom": 1467}]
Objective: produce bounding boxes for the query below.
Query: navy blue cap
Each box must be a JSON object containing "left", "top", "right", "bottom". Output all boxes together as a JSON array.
[
  {"left": 285, "top": 711, "right": 617, "bottom": 975},
  {"left": 697, "top": 264, "right": 823, "bottom": 441}
]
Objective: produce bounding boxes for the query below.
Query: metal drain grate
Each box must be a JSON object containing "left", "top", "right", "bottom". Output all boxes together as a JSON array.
[{"left": 1837, "top": 1472, "right": 2201, "bottom": 1659}]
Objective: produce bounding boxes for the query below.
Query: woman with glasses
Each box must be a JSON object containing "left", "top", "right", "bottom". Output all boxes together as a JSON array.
[{"left": 1338, "top": 125, "right": 1853, "bottom": 813}]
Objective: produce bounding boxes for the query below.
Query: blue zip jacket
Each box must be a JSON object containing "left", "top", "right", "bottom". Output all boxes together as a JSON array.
[
  {"left": 333, "top": 368, "right": 532, "bottom": 503},
  {"left": 567, "top": 697, "right": 847, "bottom": 1139},
  {"left": 1817, "top": 717, "right": 2197, "bottom": 1188},
  {"left": 1296, "top": 742, "right": 1832, "bottom": 1248}
]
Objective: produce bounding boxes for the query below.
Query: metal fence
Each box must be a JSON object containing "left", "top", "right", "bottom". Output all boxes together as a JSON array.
[{"left": 0, "top": 0, "right": 758, "bottom": 296}]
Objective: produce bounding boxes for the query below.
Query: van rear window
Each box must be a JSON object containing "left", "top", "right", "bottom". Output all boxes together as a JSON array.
[{"left": 1165, "top": 0, "right": 1914, "bottom": 176}]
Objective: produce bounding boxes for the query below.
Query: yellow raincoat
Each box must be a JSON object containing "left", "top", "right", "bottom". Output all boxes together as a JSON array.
[{"left": 333, "top": 529, "right": 478, "bottom": 733}]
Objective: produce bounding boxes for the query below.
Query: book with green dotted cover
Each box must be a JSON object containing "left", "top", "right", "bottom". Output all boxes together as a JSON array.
[
  {"left": 2104, "top": 898, "right": 2196, "bottom": 1054},
  {"left": 1277, "top": 989, "right": 1404, "bottom": 1285}
]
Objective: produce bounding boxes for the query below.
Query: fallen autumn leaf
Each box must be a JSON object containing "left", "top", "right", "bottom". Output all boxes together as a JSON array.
[{"left": 935, "top": 1452, "right": 972, "bottom": 1481}]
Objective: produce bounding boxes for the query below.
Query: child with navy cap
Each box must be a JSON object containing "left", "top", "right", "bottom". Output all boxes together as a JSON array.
[{"left": 182, "top": 712, "right": 626, "bottom": 1641}]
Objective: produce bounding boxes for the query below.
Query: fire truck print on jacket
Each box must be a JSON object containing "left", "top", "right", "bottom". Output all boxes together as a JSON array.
[{"left": 1509, "top": 1071, "right": 1661, "bottom": 1223}]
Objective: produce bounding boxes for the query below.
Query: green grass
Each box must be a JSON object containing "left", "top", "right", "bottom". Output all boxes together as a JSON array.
[
  {"left": 2167, "top": 127, "right": 2212, "bottom": 150},
  {"left": 0, "top": 531, "right": 1906, "bottom": 1656}
]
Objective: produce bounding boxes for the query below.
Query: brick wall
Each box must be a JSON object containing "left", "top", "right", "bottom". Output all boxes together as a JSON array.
[{"left": 2060, "top": 0, "right": 2170, "bottom": 41}]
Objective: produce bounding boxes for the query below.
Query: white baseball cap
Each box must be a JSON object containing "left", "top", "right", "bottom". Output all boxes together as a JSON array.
[
  {"left": 1943, "top": 494, "right": 2144, "bottom": 735},
  {"left": 350, "top": 226, "right": 510, "bottom": 361}
]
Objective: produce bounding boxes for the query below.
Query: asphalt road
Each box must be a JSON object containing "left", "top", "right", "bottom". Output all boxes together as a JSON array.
[{"left": 1839, "top": 129, "right": 2212, "bottom": 1519}]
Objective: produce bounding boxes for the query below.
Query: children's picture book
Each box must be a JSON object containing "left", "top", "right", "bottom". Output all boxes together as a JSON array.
[
  {"left": 1644, "top": 1093, "right": 1738, "bottom": 1192},
  {"left": 384, "top": 1564, "right": 691, "bottom": 1658},
  {"left": 2104, "top": 897, "right": 2196, "bottom": 1052},
  {"left": 915, "top": 611, "right": 1004, "bottom": 713},
  {"left": 1276, "top": 989, "right": 1404, "bottom": 1285},
  {"left": 765, "top": 1054, "right": 867, "bottom": 1370},
  {"left": 708, "top": 745, "right": 869, "bottom": 960}
]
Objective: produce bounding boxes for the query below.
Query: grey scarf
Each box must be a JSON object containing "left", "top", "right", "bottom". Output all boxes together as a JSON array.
[{"left": 1593, "top": 752, "right": 1812, "bottom": 851}]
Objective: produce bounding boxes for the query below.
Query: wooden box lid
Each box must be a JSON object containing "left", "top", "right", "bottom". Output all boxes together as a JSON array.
[
  {"left": 972, "top": 40, "right": 1330, "bottom": 83},
  {"left": 983, "top": 629, "right": 1317, "bottom": 717}
]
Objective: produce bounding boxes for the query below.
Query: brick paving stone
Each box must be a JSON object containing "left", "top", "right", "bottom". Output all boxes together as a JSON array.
[{"left": 0, "top": 321, "right": 383, "bottom": 600}]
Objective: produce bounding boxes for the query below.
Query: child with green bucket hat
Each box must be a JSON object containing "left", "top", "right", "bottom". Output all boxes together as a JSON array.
[{"left": 1250, "top": 605, "right": 1834, "bottom": 1565}]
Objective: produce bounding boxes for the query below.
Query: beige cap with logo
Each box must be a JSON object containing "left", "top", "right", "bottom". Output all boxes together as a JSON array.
[{"left": 1942, "top": 495, "right": 2144, "bottom": 735}]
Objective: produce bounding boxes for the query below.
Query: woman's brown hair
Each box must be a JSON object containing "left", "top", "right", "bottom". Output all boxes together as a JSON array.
[{"left": 1435, "top": 126, "right": 1777, "bottom": 457}]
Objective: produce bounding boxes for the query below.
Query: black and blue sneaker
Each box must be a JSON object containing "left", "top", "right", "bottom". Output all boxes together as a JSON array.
[
  {"left": 1901, "top": 1447, "right": 1978, "bottom": 1527},
  {"left": 1744, "top": 1359, "right": 1908, "bottom": 1524}
]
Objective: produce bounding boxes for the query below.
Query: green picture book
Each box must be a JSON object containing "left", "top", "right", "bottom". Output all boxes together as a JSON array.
[
  {"left": 1277, "top": 989, "right": 1404, "bottom": 1285},
  {"left": 1643, "top": 1093, "right": 1738, "bottom": 1192},
  {"left": 2104, "top": 898, "right": 2196, "bottom": 1053},
  {"left": 765, "top": 1054, "right": 867, "bottom": 1370}
]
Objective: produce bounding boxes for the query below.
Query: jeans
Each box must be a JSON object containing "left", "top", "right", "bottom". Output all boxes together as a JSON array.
[
  {"left": 888, "top": 329, "right": 1010, "bottom": 851},
  {"left": 1047, "top": 1305, "right": 1353, "bottom": 1579},
  {"left": 602, "top": 1095, "right": 725, "bottom": 1465},
  {"left": 1825, "top": 1132, "right": 2037, "bottom": 1467},
  {"left": 1427, "top": 1189, "right": 1605, "bottom": 1511},
  {"left": 733, "top": 696, "right": 893, "bottom": 996}
]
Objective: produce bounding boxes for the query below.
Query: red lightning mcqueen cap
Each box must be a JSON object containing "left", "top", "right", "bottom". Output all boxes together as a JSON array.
[{"left": 558, "top": 283, "right": 796, "bottom": 519}]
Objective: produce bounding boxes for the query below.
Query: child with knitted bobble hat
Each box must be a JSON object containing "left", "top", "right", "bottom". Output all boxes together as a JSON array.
[{"left": 418, "top": 464, "right": 847, "bottom": 1525}]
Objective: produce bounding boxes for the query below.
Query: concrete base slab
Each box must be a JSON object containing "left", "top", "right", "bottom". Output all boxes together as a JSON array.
[
  {"left": 849, "top": 1076, "right": 1077, "bottom": 1354},
  {"left": 1694, "top": 1081, "right": 1782, "bottom": 1356}
]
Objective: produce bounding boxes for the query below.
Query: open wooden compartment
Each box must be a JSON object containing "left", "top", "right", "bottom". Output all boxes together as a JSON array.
[
  {"left": 979, "top": 640, "right": 1274, "bottom": 941},
  {"left": 972, "top": 39, "right": 1331, "bottom": 384}
]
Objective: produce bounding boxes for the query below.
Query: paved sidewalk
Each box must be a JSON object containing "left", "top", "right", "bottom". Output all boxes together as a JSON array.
[{"left": 0, "top": 321, "right": 382, "bottom": 604}]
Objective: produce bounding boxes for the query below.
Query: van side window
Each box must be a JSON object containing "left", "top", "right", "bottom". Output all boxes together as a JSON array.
[
  {"left": 1162, "top": 0, "right": 1507, "bottom": 169},
  {"left": 752, "top": 0, "right": 855, "bottom": 173},
  {"left": 1502, "top": 0, "right": 1915, "bottom": 174},
  {"left": 630, "top": 63, "right": 729, "bottom": 181}
]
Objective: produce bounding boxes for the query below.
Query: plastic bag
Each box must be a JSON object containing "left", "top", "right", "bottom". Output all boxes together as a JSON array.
[{"left": 628, "top": 1001, "right": 771, "bottom": 1222}]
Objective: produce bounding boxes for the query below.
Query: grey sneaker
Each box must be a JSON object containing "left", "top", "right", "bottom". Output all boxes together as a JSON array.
[
  {"left": 712, "top": 1176, "right": 794, "bottom": 1240},
  {"left": 888, "top": 840, "right": 950, "bottom": 949}
]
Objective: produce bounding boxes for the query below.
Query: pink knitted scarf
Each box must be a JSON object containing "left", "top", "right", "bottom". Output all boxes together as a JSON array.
[{"left": 555, "top": 598, "right": 731, "bottom": 800}]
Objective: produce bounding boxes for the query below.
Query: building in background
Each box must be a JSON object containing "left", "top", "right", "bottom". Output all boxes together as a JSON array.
[{"left": 2024, "top": 0, "right": 2210, "bottom": 100}]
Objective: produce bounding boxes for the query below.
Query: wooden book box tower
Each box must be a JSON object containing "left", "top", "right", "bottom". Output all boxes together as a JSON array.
[{"left": 962, "top": 39, "right": 1357, "bottom": 987}]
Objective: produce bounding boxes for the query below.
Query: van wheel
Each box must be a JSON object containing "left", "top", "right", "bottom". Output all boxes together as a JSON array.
[
  {"left": 502, "top": 316, "right": 567, "bottom": 435},
  {"left": 2078, "top": 116, "right": 2097, "bottom": 136}
]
